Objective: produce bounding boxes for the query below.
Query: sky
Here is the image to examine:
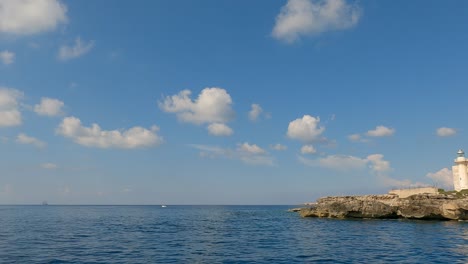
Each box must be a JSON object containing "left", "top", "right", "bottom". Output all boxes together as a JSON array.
[{"left": 1, "top": 0, "right": 468, "bottom": 205}]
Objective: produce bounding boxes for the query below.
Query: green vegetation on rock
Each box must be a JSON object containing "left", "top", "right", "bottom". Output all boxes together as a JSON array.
[{"left": 438, "top": 189, "right": 468, "bottom": 198}]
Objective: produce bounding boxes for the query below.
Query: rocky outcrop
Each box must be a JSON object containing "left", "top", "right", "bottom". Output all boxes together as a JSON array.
[{"left": 297, "top": 194, "right": 468, "bottom": 220}]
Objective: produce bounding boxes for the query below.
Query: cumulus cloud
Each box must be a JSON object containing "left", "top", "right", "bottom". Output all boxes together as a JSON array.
[
  {"left": 160, "top": 88, "right": 234, "bottom": 125},
  {"left": 56, "top": 116, "right": 163, "bottom": 149},
  {"left": 0, "top": 87, "right": 22, "bottom": 127},
  {"left": 272, "top": 0, "right": 361, "bottom": 43},
  {"left": 207, "top": 123, "right": 233, "bottom": 136},
  {"left": 287, "top": 115, "right": 325, "bottom": 142},
  {"left": 350, "top": 125, "right": 394, "bottom": 142},
  {"left": 366, "top": 154, "right": 390, "bottom": 173},
  {"left": 41, "top": 163, "right": 58, "bottom": 169},
  {"left": 58, "top": 37, "right": 94, "bottom": 61},
  {"left": 0, "top": 0, "right": 67, "bottom": 35},
  {"left": 301, "top": 144, "right": 316, "bottom": 154},
  {"left": 427, "top": 168, "right": 452, "bottom": 189},
  {"left": 190, "top": 143, "right": 274, "bottom": 166},
  {"left": 0, "top": 50, "right": 14, "bottom": 65},
  {"left": 237, "top": 143, "right": 273, "bottom": 165},
  {"left": 271, "top": 143, "right": 287, "bottom": 151},
  {"left": 436, "top": 127, "right": 457, "bottom": 137},
  {"left": 366, "top": 126, "right": 395, "bottom": 137},
  {"left": 16, "top": 133, "right": 46, "bottom": 148},
  {"left": 34, "top": 97, "right": 64, "bottom": 116},
  {"left": 248, "top": 104, "right": 263, "bottom": 121},
  {"left": 159, "top": 87, "right": 235, "bottom": 136},
  {"left": 238, "top": 142, "right": 266, "bottom": 155}
]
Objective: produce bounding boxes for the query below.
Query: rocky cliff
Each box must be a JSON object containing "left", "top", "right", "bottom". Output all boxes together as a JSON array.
[{"left": 298, "top": 194, "right": 468, "bottom": 220}]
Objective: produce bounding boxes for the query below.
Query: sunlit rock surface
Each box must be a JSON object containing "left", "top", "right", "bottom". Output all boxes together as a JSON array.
[{"left": 298, "top": 194, "right": 468, "bottom": 220}]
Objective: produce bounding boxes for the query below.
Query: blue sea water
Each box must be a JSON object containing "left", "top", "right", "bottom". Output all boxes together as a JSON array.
[{"left": 0, "top": 205, "right": 467, "bottom": 263}]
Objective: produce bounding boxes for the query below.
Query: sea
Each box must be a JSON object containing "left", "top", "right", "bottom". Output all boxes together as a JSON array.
[{"left": 0, "top": 205, "right": 467, "bottom": 263}]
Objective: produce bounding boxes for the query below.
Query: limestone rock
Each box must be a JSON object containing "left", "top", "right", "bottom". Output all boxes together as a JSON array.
[{"left": 296, "top": 194, "right": 468, "bottom": 220}]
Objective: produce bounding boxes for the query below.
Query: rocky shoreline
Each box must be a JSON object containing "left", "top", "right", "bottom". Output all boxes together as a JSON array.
[{"left": 294, "top": 193, "right": 468, "bottom": 220}]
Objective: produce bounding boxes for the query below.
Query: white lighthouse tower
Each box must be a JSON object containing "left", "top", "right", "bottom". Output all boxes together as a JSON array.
[{"left": 452, "top": 149, "right": 468, "bottom": 191}]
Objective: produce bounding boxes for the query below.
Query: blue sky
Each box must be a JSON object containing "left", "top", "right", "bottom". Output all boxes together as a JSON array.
[{"left": 1, "top": 0, "right": 468, "bottom": 204}]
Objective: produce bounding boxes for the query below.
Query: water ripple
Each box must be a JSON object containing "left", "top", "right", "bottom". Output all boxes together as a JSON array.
[{"left": 0, "top": 205, "right": 467, "bottom": 263}]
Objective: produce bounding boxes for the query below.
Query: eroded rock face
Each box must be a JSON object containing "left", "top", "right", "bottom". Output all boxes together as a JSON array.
[{"left": 298, "top": 194, "right": 468, "bottom": 220}]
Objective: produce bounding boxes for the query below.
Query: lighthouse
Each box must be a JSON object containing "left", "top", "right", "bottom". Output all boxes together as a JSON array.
[{"left": 452, "top": 149, "right": 468, "bottom": 191}]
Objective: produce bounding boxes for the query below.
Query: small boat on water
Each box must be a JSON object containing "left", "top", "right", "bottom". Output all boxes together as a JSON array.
[
  {"left": 161, "top": 205, "right": 167, "bottom": 208},
  {"left": 42, "top": 201, "right": 48, "bottom": 206}
]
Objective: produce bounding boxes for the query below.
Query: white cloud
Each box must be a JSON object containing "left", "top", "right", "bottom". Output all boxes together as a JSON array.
[
  {"left": 0, "top": 88, "right": 22, "bottom": 127},
  {"left": 301, "top": 144, "right": 316, "bottom": 154},
  {"left": 207, "top": 123, "right": 233, "bottom": 136},
  {"left": 248, "top": 104, "right": 263, "bottom": 121},
  {"left": 271, "top": 143, "right": 287, "bottom": 151},
  {"left": 56, "top": 116, "right": 163, "bottom": 149},
  {"left": 299, "top": 154, "right": 367, "bottom": 170},
  {"left": 238, "top": 142, "right": 266, "bottom": 155},
  {"left": 16, "top": 133, "right": 46, "bottom": 148},
  {"left": 237, "top": 142, "right": 273, "bottom": 165},
  {"left": 366, "top": 125, "right": 395, "bottom": 137},
  {"left": 436, "top": 127, "right": 457, "bottom": 137},
  {"left": 383, "top": 178, "right": 424, "bottom": 189},
  {"left": 299, "top": 152, "right": 424, "bottom": 188},
  {"left": 34, "top": 97, "right": 64, "bottom": 116},
  {"left": 366, "top": 154, "right": 390, "bottom": 173},
  {"left": 41, "top": 163, "right": 58, "bottom": 169},
  {"left": 160, "top": 87, "right": 234, "bottom": 125},
  {"left": 159, "top": 87, "right": 235, "bottom": 136},
  {"left": 190, "top": 143, "right": 274, "bottom": 166},
  {"left": 0, "top": 0, "right": 67, "bottom": 35},
  {"left": 0, "top": 50, "right": 14, "bottom": 65},
  {"left": 299, "top": 153, "right": 391, "bottom": 173},
  {"left": 426, "top": 168, "right": 452, "bottom": 189},
  {"left": 287, "top": 115, "right": 325, "bottom": 142},
  {"left": 350, "top": 126, "right": 394, "bottom": 142},
  {"left": 272, "top": 0, "right": 361, "bottom": 43},
  {"left": 58, "top": 37, "right": 94, "bottom": 61}
]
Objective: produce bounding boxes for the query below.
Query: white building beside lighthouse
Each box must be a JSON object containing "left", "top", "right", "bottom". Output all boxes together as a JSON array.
[{"left": 452, "top": 149, "right": 468, "bottom": 191}]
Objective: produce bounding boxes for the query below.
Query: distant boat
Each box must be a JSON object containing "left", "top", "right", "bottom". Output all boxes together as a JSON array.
[
  {"left": 42, "top": 201, "right": 48, "bottom": 206},
  {"left": 161, "top": 205, "right": 167, "bottom": 208}
]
